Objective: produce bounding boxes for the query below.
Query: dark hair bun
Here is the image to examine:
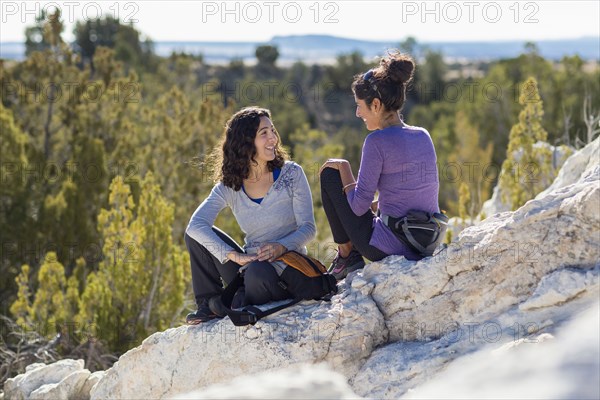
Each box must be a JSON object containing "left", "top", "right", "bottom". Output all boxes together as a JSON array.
[{"left": 382, "top": 53, "right": 415, "bottom": 85}]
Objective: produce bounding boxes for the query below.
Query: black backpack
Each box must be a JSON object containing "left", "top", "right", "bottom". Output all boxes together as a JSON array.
[{"left": 209, "top": 251, "right": 338, "bottom": 326}]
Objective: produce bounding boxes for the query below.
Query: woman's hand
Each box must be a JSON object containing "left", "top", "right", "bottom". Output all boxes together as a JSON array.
[
  {"left": 257, "top": 243, "right": 287, "bottom": 262},
  {"left": 227, "top": 251, "right": 258, "bottom": 266},
  {"left": 319, "top": 159, "right": 349, "bottom": 175}
]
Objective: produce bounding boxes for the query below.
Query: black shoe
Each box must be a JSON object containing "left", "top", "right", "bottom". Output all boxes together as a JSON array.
[
  {"left": 186, "top": 299, "right": 221, "bottom": 325},
  {"left": 328, "top": 249, "right": 365, "bottom": 281}
]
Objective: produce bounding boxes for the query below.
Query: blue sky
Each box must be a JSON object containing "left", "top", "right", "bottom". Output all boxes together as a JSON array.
[{"left": 1, "top": 0, "right": 599, "bottom": 43}]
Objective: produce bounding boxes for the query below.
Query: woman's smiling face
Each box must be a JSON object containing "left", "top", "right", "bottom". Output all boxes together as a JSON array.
[
  {"left": 253, "top": 116, "right": 278, "bottom": 164},
  {"left": 355, "top": 96, "right": 379, "bottom": 131}
]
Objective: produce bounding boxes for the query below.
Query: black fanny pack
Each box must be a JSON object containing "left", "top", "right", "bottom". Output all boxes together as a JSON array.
[{"left": 381, "top": 210, "right": 448, "bottom": 258}]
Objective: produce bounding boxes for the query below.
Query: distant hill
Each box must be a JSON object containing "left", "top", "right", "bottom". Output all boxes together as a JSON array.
[
  {"left": 1, "top": 35, "right": 598, "bottom": 64},
  {"left": 270, "top": 35, "right": 600, "bottom": 63}
]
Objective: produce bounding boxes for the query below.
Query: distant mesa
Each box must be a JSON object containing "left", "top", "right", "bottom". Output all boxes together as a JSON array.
[{"left": 1, "top": 35, "right": 598, "bottom": 64}]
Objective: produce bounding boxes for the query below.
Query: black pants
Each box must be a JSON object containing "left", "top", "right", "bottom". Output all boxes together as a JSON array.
[
  {"left": 184, "top": 229, "right": 290, "bottom": 308},
  {"left": 320, "top": 168, "right": 388, "bottom": 262}
]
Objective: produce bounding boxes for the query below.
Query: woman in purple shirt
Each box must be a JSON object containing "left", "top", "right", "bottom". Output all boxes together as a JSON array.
[{"left": 319, "top": 52, "right": 440, "bottom": 280}]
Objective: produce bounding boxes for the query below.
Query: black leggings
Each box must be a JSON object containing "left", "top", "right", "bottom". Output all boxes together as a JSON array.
[
  {"left": 320, "top": 167, "right": 388, "bottom": 262},
  {"left": 184, "top": 229, "right": 290, "bottom": 307}
]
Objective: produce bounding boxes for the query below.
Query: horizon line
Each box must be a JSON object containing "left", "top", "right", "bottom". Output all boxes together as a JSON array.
[{"left": 1, "top": 35, "right": 598, "bottom": 45}]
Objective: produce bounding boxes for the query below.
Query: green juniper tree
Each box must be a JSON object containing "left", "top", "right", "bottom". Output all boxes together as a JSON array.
[
  {"left": 500, "top": 77, "right": 553, "bottom": 210},
  {"left": 76, "top": 174, "right": 188, "bottom": 351}
]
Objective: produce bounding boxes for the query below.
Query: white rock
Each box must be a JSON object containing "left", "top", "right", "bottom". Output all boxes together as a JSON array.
[
  {"left": 24, "top": 364, "right": 45, "bottom": 373},
  {"left": 536, "top": 137, "right": 599, "bottom": 199},
  {"left": 4, "top": 359, "right": 85, "bottom": 400},
  {"left": 29, "top": 369, "right": 90, "bottom": 400},
  {"left": 352, "top": 339, "right": 462, "bottom": 399},
  {"left": 174, "top": 363, "right": 360, "bottom": 399},
  {"left": 403, "top": 303, "right": 600, "bottom": 399},
  {"left": 90, "top": 292, "right": 386, "bottom": 399},
  {"left": 353, "top": 286, "right": 599, "bottom": 399},
  {"left": 491, "top": 332, "right": 554, "bottom": 354},
  {"left": 446, "top": 216, "right": 477, "bottom": 241},
  {"left": 520, "top": 266, "right": 599, "bottom": 310},
  {"left": 74, "top": 371, "right": 105, "bottom": 400}
]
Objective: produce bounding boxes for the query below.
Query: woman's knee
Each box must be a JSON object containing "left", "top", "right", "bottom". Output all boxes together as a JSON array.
[
  {"left": 320, "top": 166, "right": 341, "bottom": 181},
  {"left": 320, "top": 168, "right": 343, "bottom": 195},
  {"left": 243, "top": 262, "right": 284, "bottom": 305},
  {"left": 244, "top": 262, "right": 277, "bottom": 284}
]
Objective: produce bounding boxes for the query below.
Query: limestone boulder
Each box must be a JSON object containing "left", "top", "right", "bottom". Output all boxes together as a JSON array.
[
  {"left": 90, "top": 289, "right": 385, "bottom": 399},
  {"left": 4, "top": 359, "right": 86, "bottom": 400}
]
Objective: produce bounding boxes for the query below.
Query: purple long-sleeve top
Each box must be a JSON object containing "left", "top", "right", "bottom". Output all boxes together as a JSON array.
[{"left": 346, "top": 125, "right": 440, "bottom": 259}]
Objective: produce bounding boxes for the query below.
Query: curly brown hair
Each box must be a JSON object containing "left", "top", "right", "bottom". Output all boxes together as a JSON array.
[{"left": 209, "top": 107, "right": 288, "bottom": 190}]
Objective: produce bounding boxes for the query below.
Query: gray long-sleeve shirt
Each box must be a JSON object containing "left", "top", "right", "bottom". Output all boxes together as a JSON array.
[{"left": 186, "top": 161, "right": 316, "bottom": 262}]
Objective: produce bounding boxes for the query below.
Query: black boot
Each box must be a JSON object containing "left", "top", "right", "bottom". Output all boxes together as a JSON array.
[{"left": 186, "top": 298, "right": 222, "bottom": 325}]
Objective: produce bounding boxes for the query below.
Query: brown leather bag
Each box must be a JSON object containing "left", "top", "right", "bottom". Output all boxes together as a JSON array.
[{"left": 276, "top": 251, "right": 327, "bottom": 277}]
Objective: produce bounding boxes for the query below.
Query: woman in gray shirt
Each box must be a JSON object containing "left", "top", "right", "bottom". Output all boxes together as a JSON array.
[{"left": 184, "top": 107, "right": 316, "bottom": 324}]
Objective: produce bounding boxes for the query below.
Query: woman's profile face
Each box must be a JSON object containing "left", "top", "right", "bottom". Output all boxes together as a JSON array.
[
  {"left": 253, "top": 116, "right": 278, "bottom": 165},
  {"left": 355, "top": 96, "right": 378, "bottom": 131}
]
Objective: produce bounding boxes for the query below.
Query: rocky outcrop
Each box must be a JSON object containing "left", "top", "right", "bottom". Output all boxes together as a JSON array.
[
  {"left": 90, "top": 139, "right": 599, "bottom": 399},
  {"left": 351, "top": 267, "right": 598, "bottom": 399},
  {"left": 402, "top": 302, "right": 599, "bottom": 399},
  {"left": 4, "top": 359, "right": 104, "bottom": 400},
  {"left": 536, "top": 138, "right": 599, "bottom": 199},
  {"left": 365, "top": 158, "right": 598, "bottom": 344},
  {"left": 89, "top": 283, "right": 385, "bottom": 399},
  {"left": 6, "top": 139, "right": 598, "bottom": 399}
]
